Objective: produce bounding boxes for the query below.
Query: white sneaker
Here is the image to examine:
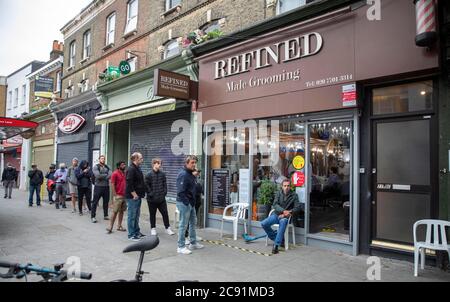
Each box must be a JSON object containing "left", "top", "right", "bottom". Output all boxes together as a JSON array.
[
  {"left": 189, "top": 243, "right": 204, "bottom": 250},
  {"left": 151, "top": 228, "right": 157, "bottom": 236},
  {"left": 177, "top": 247, "right": 192, "bottom": 255},
  {"left": 185, "top": 238, "right": 191, "bottom": 245},
  {"left": 166, "top": 227, "right": 175, "bottom": 236},
  {"left": 196, "top": 236, "right": 203, "bottom": 241}
]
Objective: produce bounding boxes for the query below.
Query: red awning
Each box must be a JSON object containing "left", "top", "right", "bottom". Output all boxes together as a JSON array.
[{"left": 0, "top": 117, "right": 38, "bottom": 140}]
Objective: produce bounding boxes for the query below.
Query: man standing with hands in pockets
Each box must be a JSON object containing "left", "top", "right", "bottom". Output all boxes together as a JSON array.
[{"left": 126, "top": 153, "right": 146, "bottom": 242}]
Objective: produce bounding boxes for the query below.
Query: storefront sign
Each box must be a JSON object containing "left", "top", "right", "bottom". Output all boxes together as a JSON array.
[
  {"left": 291, "top": 171, "right": 305, "bottom": 188},
  {"left": 214, "top": 32, "right": 323, "bottom": 80},
  {"left": 292, "top": 156, "right": 305, "bottom": 170},
  {"left": 119, "top": 61, "right": 131, "bottom": 75},
  {"left": 154, "top": 69, "right": 191, "bottom": 100},
  {"left": 58, "top": 114, "right": 86, "bottom": 134},
  {"left": 342, "top": 84, "right": 357, "bottom": 107},
  {"left": 211, "top": 169, "right": 230, "bottom": 208}
]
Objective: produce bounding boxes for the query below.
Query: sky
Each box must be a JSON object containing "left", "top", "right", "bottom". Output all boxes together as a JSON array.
[{"left": 0, "top": 0, "right": 92, "bottom": 76}]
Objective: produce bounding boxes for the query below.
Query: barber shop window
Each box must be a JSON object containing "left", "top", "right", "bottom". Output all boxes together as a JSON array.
[
  {"left": 251, "top": 120, "right": 306, "bottom": 227},
  {"left": 372, "top": 81, "right": 433, "bottom": 115}
]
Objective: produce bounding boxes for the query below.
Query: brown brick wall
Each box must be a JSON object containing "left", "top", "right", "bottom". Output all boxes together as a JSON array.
[{"left": 62, "top": 0, "right": 269, "bottom": 98}]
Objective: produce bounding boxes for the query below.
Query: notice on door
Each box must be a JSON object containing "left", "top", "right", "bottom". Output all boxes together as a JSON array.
[
  {"left": 239, "top": 169, "right": 250, "bottom": 204},
  {"left": 212, "top": 169, "right": 230, "bottom": 208}
]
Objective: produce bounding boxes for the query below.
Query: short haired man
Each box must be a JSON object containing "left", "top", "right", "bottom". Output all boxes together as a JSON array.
[
  {"left": 54, "top": 163, "right": 68, "bottom": 210},
  {"left": 176, "top": 155, "right": 204, "bottom": 255},
  {"left": 126, "top": 152, "right": 146, "bottom": 241},
  {"left": 107, "top": 161, "right": 127, "bottom": 234},
  {"left": 261, "top": 179, "right": 302, "bottom": 254},
  {"left": 45, "top": 164, "right": 56, "bottom": 204},
  {"left": 92, "top": 155, "right": 112, "bottom": 223},
  {"left": 146, "top": 158, "right": 175, "bottom": 236}
]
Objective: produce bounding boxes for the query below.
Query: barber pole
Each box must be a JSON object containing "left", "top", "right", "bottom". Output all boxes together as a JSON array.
[{"left": 414, "top": 0, "right": 438, "bottom": 47}]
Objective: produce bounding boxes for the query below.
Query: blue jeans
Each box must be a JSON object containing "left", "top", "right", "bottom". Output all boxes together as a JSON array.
[
  {"left": 261, "top": 213, "right": 289, "bottom": 247},
  {"left": 127, "top": 198, "right": 142, "bottom": 238},
  {"left": 29, "top": 185, "right": 41, "bottom": 206},
  {"left": 177, "top": 202, "right": 197, "bottom": 248}
]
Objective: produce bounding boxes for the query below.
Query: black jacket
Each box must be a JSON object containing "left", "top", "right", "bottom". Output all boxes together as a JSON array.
[
  {"left": 2, "top": 167, "right": 17, "bottom": 182},
  {"left": 28, "top": 169, "right": 44, "bottom": 186},
  {"left": 176, "top": 167, "right": 196, "bottom": 206},
  {"left": 75, "top": 160, "right": 93, "bottom": 189},
  {"left": 126, "top": 163, "right": 146, "bottom": 199},
  {"left": 145, "top": 169, "right": 167, "bottom": 204}
]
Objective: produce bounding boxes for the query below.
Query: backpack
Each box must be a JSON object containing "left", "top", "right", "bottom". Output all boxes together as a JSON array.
[{"left": 91, "top": 164, "right": 110, "bottom": 184}]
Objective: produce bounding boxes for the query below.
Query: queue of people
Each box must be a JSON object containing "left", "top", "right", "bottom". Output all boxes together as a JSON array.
[{"left": 21, "top": 153, "right": 205, "bottom": 255}]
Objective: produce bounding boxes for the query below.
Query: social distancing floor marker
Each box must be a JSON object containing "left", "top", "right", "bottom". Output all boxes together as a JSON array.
[{"left": 201, "top": 239, "right": 301, "bottom": 257}]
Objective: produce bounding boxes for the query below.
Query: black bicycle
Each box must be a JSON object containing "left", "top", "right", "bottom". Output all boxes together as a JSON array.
[{"left": 0, "top": 261, "right": 92, "bottom": 282}]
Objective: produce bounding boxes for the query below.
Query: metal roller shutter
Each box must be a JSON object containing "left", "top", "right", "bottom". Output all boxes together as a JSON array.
[
  {"left": 57, "top": 141, "right": 89, "bottom": 167},
  {"left": 130, "top": 107, "right": 191, "bottom": 199},
  {"left": 33, "top": 145, "right": 54, "bottom": 171}
]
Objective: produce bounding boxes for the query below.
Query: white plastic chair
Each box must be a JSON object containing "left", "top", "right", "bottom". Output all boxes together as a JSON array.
[
  {"left": 413, "top": 219, "right": 450, "bottom": 277},
  {"left": 220, "top": 203, "right": 249, "bottom": 241},
  {"left": 265, "top": 209, "right": 296, "bottom": 250}
]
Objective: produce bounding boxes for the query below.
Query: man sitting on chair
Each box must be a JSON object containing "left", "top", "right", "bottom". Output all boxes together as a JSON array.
[{"left": 261, "top": 179, "right": 302, "bottom": 254}]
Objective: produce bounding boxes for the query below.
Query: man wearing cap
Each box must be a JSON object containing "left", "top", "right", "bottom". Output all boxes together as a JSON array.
[
  {"left": 45, "top": 164, "right": 56, "bottom": 204},
  {"left": 67, "top": 158, "right": 79, "bottom": 213},
  {"left": 2, "top": 162, "right": 18, "bottom": 199},
  {"left": 28, "top": 164, "right": 44, "bottom": 207}
]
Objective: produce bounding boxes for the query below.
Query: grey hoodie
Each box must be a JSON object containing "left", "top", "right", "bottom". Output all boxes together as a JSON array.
[{"left": 93, "top": 164, "right": 112, "bottom": 187}]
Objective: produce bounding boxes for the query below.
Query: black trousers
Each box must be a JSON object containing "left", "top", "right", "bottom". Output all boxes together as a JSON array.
[
  {"left": 78, "top": 187, "right": 92, "bottom": 214},
  {"left": 185, "top": 203, "right": 201, "bottom": 238},
  {"left": 147, "top": 200, "right": 170, "bottom": 229},
  {"left": 92, "top": 186, "right": 110, "bottom": 218}
]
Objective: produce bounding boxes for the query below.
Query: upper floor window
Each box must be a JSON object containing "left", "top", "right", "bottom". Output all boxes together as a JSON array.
[
  {"left": 21, "top": 85, "right": 26, "bottom": 105},
  {"left": 13, "top": 88, "right": 19, "bottom": 107},
  {"left": 69, "top": 41, "right": 76, "bottom": 67},
  {"left": 165, "top": 0, "right": 181, "bottom": 11},
  {"left": 125, "top": 0, "right": 138, "bottom": 34},
  {"left": 277, "top": 0, "right": 307, "bottom": 15},
  {"left": 106, "top": 13, "right": 116, "bottom": 45},
  {"left": 201, "top": 20, "right": 220, "bottom": 34},
  {"left": 163, "top": 39, "right": 180, "bottom": 60},
  {"left": 83, "top": 30, "right": 92, "bottom": 59},
  {"left": 56, "top": 71, "right": 61, "bottom": 92},
  {"left": 7, "top": 91, "right": 12, "bottom": 109}
]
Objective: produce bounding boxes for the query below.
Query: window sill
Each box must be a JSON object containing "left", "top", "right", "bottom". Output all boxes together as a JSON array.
[
  {"left": 122, "top": 30, "right": 137, "bottom": 40},
  {"left": 80, "top": 57, "right": 90, "bottom": 65},
  {"left": 102, "top": 43, "right": 115, "bottom": 51},
  {"left": 67, "top": 66, "right": 74, "bottom": 72},
  {"left": 161, "top": 5, "right": 181, "bottom": 18}
]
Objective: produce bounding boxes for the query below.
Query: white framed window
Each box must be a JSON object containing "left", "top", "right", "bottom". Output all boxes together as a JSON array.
[
  {"left": 127, "top": 56, "right": 137, "bottom": 73},
  {"left": 201, "top": 20, "right": 220, "bottom": 34},
  {"left": 165, "top": 0, "right": 181, "bottom": 11},
  {"left": 163, "top": 39, "right": 180, "bottom": 60},
  {"left": 83, "top": 30, "right": 91, "bottom": 59},
  {"left": 277, "top": 0, "right": 306, "bottom": 15},
  {"left": 7, "top": 91, "right": 12, "bottom": 110},
  {"left": 56, "top": 71, "right": 61, "bottom": 92},
  {"left": 21, "top": 84, "right": 26, "bottom": 105},
  {"left": 125, "top": 0, "right": 138, "bottom": 34},
  {"left": 13, "top": 88, "right": 18, "bottom": 108},
  {"left": 69, "top": 41, "right": 76, "bottom": 67},
  {"left": 106, "top": 13, "right": 116, "bottom": 45}
]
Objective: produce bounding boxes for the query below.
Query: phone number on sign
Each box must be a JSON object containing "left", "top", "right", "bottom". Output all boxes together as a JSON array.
[{"left": 305, "top": 74, "right": 354, "bottom": 88}]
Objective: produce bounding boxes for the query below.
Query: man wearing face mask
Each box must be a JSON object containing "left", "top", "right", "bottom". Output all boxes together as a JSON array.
[{"left": 54, "top": 163, "right": 68, "bottom": 210}]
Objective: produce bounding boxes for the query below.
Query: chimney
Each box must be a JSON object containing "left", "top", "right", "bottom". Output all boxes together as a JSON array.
[{"left": 50, "top": 40, "right": 63, "bottom": 61}]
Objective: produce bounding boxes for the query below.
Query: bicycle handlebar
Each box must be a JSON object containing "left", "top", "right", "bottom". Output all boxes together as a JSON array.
[{"left": 0, "top": 261, "right": 92, "bottom": 280}]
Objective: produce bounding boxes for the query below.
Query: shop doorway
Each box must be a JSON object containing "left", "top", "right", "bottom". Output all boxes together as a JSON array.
[
  {"left": 308, "top": 121, "right": 352, "bottom": 241},
  {"left": 372, "top": 117, "right": 432, "bottom": 245}
]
